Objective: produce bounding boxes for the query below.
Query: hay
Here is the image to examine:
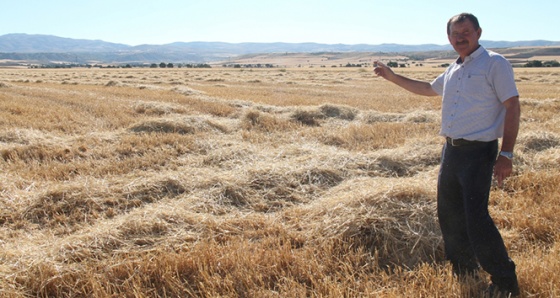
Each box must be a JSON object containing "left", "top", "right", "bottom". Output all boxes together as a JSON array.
[
  {"left": 402, "top": 110, "right": 439, "bottom": 123},
  {"left": 241, "top": 109, "right": 296, "bottom": 132},
  {"left": 129, "top": 116, "right": 225, "bottom": 134},
  {"left": 2, "top": 67, "right": 560, "bottom": 297},
  {"left": 172, "top": 86, "right": 205, "bottom": 96},
  {"left": 133, "top": 101, "right": 188, "bottom": 115},
  {"left": 361, "top": 110, "right": 438, "bottom": 124},
  {"left": 290, "top": 109, "right": 323, "bottom": 126},
  {"left": 319, "top": 104, "right": 358, "bottom": 120},
  {"left": 362, "top": 110, "right": 403, "bottom": 123},
  {"left": 290, "top": 104, "right": 359, "bottom": 126},
  {"left": 288, "top": 177, "right": 442, "bottom": 269},
  {"left": 521, "top": 131, "right": 560, "bottom": 152},
  {"left": 129, "top": 120, "right": 196, "bottom": 134},
  {"left": 21, "top": 177, "right": 188, "bottom": 228}
]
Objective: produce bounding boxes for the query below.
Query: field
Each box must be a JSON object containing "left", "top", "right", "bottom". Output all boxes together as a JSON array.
[{"left": 0, "top": 65, "right": 559, "bottom": 297}]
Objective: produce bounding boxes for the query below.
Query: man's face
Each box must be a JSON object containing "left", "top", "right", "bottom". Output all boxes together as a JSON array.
[{"left": 448, "top": 20, "right": 482, "bottom": 58}]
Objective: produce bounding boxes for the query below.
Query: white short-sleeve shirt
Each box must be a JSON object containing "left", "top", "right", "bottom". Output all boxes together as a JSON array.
[{"left": 431, "top": 46, "right": 519, "bottom": 141}]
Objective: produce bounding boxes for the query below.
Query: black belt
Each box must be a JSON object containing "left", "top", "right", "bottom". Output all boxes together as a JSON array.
[{"left": 446, "top": 137, "right": 486, "bottom": 146}]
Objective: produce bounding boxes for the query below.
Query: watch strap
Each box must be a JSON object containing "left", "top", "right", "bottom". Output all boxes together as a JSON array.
[{"left": 499, "top": 151, "right": 514, "bottom": 160}]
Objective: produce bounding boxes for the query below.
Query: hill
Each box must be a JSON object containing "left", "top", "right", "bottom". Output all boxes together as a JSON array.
[
  {"left": 1, "top": 33, "right": 559, "bottom": 65},
  {"left": 0, "top": 33, "right": 129, "bottom": 52}
]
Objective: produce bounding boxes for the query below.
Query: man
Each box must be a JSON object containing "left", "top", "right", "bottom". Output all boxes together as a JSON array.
[{"left": 374, "top": 13, "right": 521, "bottom": 296}]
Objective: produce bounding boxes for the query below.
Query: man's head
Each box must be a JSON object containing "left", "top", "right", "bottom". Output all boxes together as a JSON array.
[{"left": 447, "top": 13, "right": 482, "bottom": 59}]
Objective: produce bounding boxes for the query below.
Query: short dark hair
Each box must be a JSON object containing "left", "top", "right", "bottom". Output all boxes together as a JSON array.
[{"left": 447, "top": 13, "right": 480, "bottom": 35}]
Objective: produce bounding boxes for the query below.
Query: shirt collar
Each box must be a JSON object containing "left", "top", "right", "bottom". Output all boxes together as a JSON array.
[{"left": 456, "top": 45, "right": 484, "bottom": 64}]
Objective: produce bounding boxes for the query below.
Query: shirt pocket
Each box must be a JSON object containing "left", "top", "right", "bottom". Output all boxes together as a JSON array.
[{"left": 465, "top": 73, "right": 493, "bottom": 99}]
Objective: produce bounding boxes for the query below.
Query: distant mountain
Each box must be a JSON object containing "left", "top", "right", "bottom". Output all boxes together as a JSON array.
[
  {"left": 0, "top": 33, "right": 129, "bottom": 53},
  {"left": 479, "top": 40, "right": 560, "bottom": 48},
  {"left": 1, "top": 33, "right": 559, "bottom": 65}
]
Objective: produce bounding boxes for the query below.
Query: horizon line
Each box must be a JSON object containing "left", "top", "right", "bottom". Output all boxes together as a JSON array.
[{"left": 1, "top": 33, "right": 559, "bottom": 48}]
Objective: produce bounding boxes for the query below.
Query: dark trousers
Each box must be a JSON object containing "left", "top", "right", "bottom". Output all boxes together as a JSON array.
[{"left": 437, "top": 140, "right": 517, "bottom": 282}]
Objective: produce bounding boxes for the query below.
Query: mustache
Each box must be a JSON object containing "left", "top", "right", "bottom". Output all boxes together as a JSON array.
[{"left": 455, "top": 40, "right": 468, "bottom": 46}]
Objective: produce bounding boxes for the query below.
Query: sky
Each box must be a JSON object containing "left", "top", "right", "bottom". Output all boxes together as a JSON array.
[{"left": 1, "top": 0, "right": 558, "bottom": 46}]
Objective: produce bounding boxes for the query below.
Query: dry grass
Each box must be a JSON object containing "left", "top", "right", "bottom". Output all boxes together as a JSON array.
[{"left": 0, "top": 66, "right": 559, "bottom": 297}]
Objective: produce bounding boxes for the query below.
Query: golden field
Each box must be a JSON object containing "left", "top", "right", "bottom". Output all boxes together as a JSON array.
[{"left": 0, "top": 65, "right": 559, "bottom": 297}]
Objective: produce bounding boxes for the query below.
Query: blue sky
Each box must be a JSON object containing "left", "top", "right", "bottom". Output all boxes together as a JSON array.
[{"left": 1, "top": 0, "right": 558, "bottom": 46}]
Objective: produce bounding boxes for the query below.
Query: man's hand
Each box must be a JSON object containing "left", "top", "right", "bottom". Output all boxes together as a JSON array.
[
  {"left": 373, "top": 61, "right": 438, "bottom": 96},
  {"left": 373, "top": 61, "right": 396, "bottom": 82},
  {"left": 494, "top": 156, "right": 513, "bottom": 187}
]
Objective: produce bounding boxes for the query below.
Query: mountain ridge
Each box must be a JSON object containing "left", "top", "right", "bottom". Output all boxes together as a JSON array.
[{"left": 1, "top": 33, "right": 559, "bottom": 64}]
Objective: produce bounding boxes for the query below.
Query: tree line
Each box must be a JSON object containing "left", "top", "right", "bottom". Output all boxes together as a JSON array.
[
  {"left": 522, "top": 60, "right": 560, "bottom": 67},
  {"left": 149, "top": 63, "right": 212, "bottom": 68},
  {"left": 30, "top": 63, "right": 213, "bottom": 69}
]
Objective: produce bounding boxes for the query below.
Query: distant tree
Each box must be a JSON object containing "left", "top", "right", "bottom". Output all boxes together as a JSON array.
[
  {"left": 524, "top": 60, "right": 543, "bottom": 67},
  {"left": 544, "top": 60, "right": 560, "bottom": 67},
  {"left": 167, "top": 63, "right": 174, "bottom": 68},
  {"left": 344, "top": 63, "right": 363, "bottom": 67},
  {"left": 387, "top": 61, "right": 399, "bottom": 68},
  {"left": 159, "top": 62, "right": 167, "bottom": 68},
  {"left": 150, "top": 63, "right": 158, "bottom": 68}
]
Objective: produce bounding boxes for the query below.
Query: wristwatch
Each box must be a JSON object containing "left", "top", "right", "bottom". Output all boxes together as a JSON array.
[{"left": 499, "top": 151, "right": 514, "bottom": 160}]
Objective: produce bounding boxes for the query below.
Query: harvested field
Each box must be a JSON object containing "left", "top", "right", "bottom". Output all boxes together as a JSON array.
[{"left": 1, "top": 66, "right": 559, "bottom": 297}]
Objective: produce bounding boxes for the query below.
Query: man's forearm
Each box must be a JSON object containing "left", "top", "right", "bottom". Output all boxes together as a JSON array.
[
  {"left": 389, "top": 74, "right": 439, "bottom": 97},
  {"left": 501, "top": 96, "right": 521, "bottom": 152}
]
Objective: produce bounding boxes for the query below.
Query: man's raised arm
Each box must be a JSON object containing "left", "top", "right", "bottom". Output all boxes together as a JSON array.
[{"left": 374, "top": 61, "right": 439, "bottom": 97}]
